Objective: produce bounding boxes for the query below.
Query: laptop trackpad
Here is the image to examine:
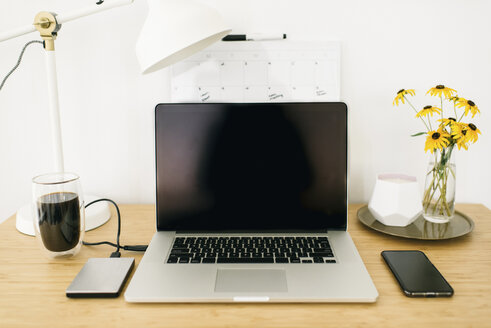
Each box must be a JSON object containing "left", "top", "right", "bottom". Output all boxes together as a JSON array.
[{"left": 215, "top": 268, "right": 288, "bottom": 293}]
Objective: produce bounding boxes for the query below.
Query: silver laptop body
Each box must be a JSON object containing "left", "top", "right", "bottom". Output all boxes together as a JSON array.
[{"left": 125, "top": 103, "right": 378, "bottom": 302}]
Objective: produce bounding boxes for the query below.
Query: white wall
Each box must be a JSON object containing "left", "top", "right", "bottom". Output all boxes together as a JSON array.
[{"left": 1, "top": 0, "right": 490, "bottom": 223}]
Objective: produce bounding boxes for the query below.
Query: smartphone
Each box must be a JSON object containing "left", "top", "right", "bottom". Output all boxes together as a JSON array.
[{"left": 381, "top": 250, "right": 454, "bottom": 297}]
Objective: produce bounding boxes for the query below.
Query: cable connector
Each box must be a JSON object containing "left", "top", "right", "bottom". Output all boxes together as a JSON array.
[
  {"left": 123, "top": 245, "right": 148, "bottom": 252},
  {"left": 110, "top": 251, "right": 121, "bottom": 258}
]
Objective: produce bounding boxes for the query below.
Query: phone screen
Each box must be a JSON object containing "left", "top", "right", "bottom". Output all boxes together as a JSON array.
[{"left": 381, "top": 250, "right": 454, "bottom": 297}]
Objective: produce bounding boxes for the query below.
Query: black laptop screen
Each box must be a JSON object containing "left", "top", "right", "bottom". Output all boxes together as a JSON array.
[{"left": 155, "top": 103, "right": 347, "bottom": 232}]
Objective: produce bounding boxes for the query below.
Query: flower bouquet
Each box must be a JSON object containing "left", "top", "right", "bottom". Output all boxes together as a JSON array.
[{"left": 393, "top": 85, "right": 481, "bottom": 223}]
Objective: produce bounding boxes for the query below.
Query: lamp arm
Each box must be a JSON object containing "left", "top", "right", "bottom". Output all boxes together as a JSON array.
[
  {"left": 0, "top": 24, "right": 36, "bottom": 43},
  {"left": 0, "top": 0, "right": 134, "bottom": 43},
  {"left": 56, "top": 0, "right": 134, "bottom": 26}
]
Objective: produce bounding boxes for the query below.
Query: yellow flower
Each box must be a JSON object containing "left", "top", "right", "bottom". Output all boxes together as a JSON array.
[
  {"left": 424, "top": 128, "right": 451, "bottom": 153},
  {"left": 393, "top": 89, "right": 415, "bottom": 106},
  {"left": 447, "top": 96, "right": 461, "bottom": 103},
  {"left": 438, "top": 117, "right": 457, "bottom": 127},
  {"left": 455, "top": 135, "right": 469, "bottom": 150},
  {"left": 456, "top": 98, "right": 480, "bottom": 117},
  {"left": 426, "top": 85, "right": 457, "bottom": 98},
  {"left": 465, "top": 123, "right": 481, "bottom": 143},
  {"left": 449, "top": 122, "right": 469, "bottom": 149},
  {"left": 450, "top": 121, "right": 467, "bottom": 140},
  {"left": 455, "top": 138, "right": 469, "bottom": 150},
  {"left": 416, "top": 105, "right": 441, "bottom": 118}
]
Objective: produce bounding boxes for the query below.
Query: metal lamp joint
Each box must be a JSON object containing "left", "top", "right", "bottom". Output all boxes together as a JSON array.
[{"left": 33, "top": 11, "right": 61, "bottom": 51}]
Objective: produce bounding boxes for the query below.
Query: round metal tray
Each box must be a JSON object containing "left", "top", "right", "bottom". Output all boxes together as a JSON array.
[{"left": 357, "top": 205, "right": 474, "bottom": 240}]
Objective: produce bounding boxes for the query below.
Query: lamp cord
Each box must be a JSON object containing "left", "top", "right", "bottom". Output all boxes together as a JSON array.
[{"left": 0, "top": 40, "right": 44, "bottom": 92}]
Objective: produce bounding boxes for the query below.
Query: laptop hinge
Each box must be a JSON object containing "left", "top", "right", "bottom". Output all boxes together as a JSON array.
[{"left": 174, "top": 230, "right": 329, "bottom": 234}]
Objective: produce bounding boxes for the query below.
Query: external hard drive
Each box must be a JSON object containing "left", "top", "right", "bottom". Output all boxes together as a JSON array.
[{"left": 66, "top": 257, "right": 135, "bottom": 298}]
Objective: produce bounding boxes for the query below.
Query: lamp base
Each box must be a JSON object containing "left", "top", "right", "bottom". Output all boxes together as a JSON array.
[{"left": 15, "top": 194, "right": 111, "bottom": 236}]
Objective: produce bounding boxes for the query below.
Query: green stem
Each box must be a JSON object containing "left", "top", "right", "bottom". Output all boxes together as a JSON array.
[
  {"left": 423, "top": 157, "right": 440, "bottom": 210},
  {"left": 404, "top": 96, "right": 430, "bottom": 131},
  {"left": 431, "top": 171, "right": 447, "bottom": 214},
  {"left": 437, "top": 172, "right": 450, "bottom": 216},
  {"left": 440, "top": 96, "right": 444, "bottom": 126},
  {"left": 425, "top": 157, "right": 439, "bottom": 208},
  {"left": 423, "top": 148, "right": 454, "bottom": 217},
  {"left": 458, "top": 110, "right": 465, "bottom": 122},
  {"left": 425, "top": 169, "right": 442, "bottom": 211},
  {"left": 440, "top": 173, "right": 451, "bottom": 216},
  {"left": 449, "top": 165, "right": 456, "bottom": 179}
]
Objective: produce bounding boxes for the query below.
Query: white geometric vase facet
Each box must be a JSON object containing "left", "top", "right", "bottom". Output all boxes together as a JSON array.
[{"left": 368, "top": 174, "right": 422, "bottom": 227}]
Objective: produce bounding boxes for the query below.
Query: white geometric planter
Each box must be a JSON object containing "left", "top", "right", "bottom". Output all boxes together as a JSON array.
[{"left": 368, "top": 174, "right": 422, "bottom": 227}]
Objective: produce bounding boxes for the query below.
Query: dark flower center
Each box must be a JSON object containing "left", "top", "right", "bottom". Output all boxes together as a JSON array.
[
  {"left": 424, "top": 105, "right": 432, "bottom": 109},
  {"left": 449, "top": 117, "right": 456, "bottom": 121},
  {"left": 468, "top": 100, "right": 475, "bottom": 107},
  {"left": 462, "top": 130, "right": 467, "bottom": 136},
  {"left": 397, "top": 89, "right": 405, "bottom": 94},
  {"left": 436, "top": 85, "right": 445, "bottom": 89},
  {"left": 469, "top": 123, "right": 477, "bottom": 131},
  {"left": 432, "top": 132, "right": 441, "bottom": 140}
]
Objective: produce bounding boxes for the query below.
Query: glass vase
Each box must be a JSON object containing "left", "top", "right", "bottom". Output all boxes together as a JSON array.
[{"left": 422, "top": 146, "right": 456, "bottom": 223}]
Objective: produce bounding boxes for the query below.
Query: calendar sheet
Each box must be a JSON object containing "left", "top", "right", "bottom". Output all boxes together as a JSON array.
[{"left": 170, "top": 41, "right": 340, "bottom": 102}]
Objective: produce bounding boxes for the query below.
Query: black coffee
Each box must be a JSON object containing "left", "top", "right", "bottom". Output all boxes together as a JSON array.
[{"left": 37, "top": 192, "right": 81, "bottom": 252}]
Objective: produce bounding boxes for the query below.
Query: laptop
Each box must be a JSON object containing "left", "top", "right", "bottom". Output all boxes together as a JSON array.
[{"left": 125, "top": 102, "right": 378, "bottom": 302}]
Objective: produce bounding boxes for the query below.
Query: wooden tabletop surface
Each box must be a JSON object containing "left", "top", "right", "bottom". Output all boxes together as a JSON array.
[{"left": 1, "top": 203, "right": 490, "bottom": 328}]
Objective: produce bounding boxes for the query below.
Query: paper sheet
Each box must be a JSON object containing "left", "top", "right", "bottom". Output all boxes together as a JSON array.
[{"left": 171, "top": 41, "right": 340, "bottom": 102}]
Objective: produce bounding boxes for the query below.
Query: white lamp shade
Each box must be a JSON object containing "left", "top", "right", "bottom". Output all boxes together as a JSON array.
[{"left": 136, "top": 0, "right": 231, "bottom": 74}]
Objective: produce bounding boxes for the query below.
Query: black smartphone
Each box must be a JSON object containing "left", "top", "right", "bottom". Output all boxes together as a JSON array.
[{"left": 381, "top": 250, "right": 454, "bottom": 297}]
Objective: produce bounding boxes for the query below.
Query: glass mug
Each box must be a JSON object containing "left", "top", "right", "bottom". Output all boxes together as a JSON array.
[{"left": 33, "top": 173, "right": 85, "bottom": 258}]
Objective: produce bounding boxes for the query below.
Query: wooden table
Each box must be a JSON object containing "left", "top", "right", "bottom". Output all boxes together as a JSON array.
[{"left": 1, "top": 204, "right": 490, "bottom": 328}]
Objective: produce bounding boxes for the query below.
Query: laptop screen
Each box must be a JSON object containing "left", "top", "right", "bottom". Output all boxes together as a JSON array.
[{"left": 155, "top": 103, "right": 347, "bottom": 232}]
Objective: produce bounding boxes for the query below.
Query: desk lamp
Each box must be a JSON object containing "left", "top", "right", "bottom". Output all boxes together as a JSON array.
[{"left": 0, "top": 0, "right": 231, "bottom": 235}]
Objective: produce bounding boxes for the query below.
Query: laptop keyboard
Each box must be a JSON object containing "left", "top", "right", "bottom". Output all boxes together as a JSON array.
[{"left": 166, "top": 236, "right": 336, "bottom": 264}]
